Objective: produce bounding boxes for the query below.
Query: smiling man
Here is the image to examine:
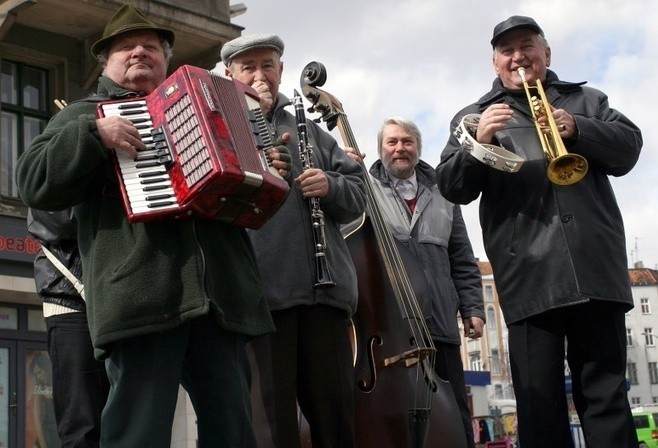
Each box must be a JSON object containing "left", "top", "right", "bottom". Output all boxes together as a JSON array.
[
  {"left": 15, "top": 5, "right": 290, "bottom": 447},
  {"left": 437, "top": 15, "right": 642, "bottom": 448},
  {"left": 346, "top": 117, "right": 484, "bottom": 448}
]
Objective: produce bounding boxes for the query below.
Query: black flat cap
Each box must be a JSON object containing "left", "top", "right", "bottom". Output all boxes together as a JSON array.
[
  {"left": 491, "top": 15, "right": 544, "bottom": 47},
  {"left": 220, "top": 34, "right": 285, "bottom": 66}
]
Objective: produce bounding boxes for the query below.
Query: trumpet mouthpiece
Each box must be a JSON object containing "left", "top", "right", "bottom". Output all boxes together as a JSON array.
[{"left": 517, "top": 67, "right": 527, "bottom": 80}]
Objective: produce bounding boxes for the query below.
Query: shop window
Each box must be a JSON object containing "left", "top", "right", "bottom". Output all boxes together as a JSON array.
[{"left": 0, "top": 306, "right": 18, "bottom": 330}]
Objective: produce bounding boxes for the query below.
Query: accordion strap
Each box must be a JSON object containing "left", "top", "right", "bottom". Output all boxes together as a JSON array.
[{"left": 41, "top": 246, "right": 85, "bottom": 300}]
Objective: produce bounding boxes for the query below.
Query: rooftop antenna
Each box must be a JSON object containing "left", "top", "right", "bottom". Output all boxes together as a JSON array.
[{"left": 631, "top": 237, "right": 644, "bottom": 268}]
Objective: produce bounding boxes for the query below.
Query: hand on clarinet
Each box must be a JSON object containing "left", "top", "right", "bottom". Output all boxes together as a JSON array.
[
  {"left": 295, "top": 168, "right": 329, "bottom": 199},
  {"left": 96, "top": 116, "right": 147, "bottom": 159},
  {"left": 267, "top": 132, "right": 293, "bottom": 181}
]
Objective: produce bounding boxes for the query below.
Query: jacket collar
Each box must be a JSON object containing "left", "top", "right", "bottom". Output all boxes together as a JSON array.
[
  {"left": 269, "top": 92, "right": 291, "bottom": 121},
  {"left": 369, "top": 159, "right": 438, "bottom": 189},
  {"left": 97, "top": 76, "right": 143, "bottom": 100}
]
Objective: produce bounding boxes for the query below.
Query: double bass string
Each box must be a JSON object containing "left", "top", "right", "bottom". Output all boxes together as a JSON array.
[{"left": 336, "top": 112, "right": 438, "bottom": 408}]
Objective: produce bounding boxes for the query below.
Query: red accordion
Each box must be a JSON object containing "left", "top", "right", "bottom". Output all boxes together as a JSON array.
[{"left": 96, "top": 65, "right": 289, "bottom": 229}]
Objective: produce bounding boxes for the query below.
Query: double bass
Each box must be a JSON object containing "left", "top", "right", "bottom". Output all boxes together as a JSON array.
[{"left": 299, "top": 61, "right": 467, "bottom": 448}]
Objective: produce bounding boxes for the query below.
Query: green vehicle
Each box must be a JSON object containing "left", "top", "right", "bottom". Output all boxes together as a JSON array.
[{"left": 633, "top": 407, "right": 658, "bottom": 448}]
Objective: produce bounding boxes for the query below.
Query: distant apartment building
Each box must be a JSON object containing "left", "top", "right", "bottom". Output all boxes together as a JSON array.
[
  {"left": 625, "top": 265, "right": 658, "bottom": 407},
  {"left": 462, "top": 260, "right": 658, "bottom": 439}
]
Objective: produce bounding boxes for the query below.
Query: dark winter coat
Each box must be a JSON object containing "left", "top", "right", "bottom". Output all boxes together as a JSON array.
[
  {"left": 16, "top": 76, "right": 274, "bottom": 358},
  {"left": 436, "top": 70, "right": 642, "bottom": 324},
  {"left": 27, "top": 208, "right": 86, "bottom": 314},
  {"left": 247, "top": 94, "right": 367, "bottom": 315}
]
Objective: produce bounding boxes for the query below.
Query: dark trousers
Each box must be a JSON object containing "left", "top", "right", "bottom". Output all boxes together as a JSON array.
[
  {"left": 100, "top": 314, "right": 256, "bottom": 448},
  {"left": 508, "top": 301, "right": 637, "bottom": 448},
  {"left": 250, "top": 305, "right": 355, "bottom": 448},
  {"left": 433, "top": 342, "right": 475, "bottom": 448},
  {"left": 46, "top": 312, "right": 109, "bottom": 448}
]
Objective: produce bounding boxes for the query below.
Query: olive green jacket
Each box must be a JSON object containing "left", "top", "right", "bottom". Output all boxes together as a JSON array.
[{"left": 16, "top": 76, "right": 274, "bottom": 358}]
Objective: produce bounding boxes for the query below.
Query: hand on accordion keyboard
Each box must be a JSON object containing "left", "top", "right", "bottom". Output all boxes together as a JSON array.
[
  {"left": 96, "top": 116, "right": 147, "bottom": 159},
  {"left": 267, "top": 132, "right": 293, "bottom": 183}
]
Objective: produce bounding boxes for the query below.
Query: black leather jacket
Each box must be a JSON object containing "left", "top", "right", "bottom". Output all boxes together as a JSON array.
[
  {"left": 27, "top": 208, "right": 85, "bottom": 312},
  {"left": 437, "top": 70, "right": 642, "bottom": 324}
]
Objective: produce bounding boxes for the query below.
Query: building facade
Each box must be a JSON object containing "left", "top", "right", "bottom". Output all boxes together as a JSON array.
[
  {"left": 0, "top": 1, "right": 243, "bottom": 446},
  {"left": 460, "top": 261, "right": 516, "bottom": 442},
  {"left": 625, "top": 265, "right": 658, "bottom": 407},
  {"left": 462, "top": 261, "right": 658, "bottom": 442}
]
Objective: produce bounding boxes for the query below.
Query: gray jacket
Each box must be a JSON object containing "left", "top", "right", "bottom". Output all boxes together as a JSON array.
[
  {"left": 370, "top": 160, "right": 484, "bottom": 344},
  {"left": 247, "top": 94, "right": 367, "bottom": 315},
  {"left": 436, "top": 70, "right": 642, "bottom": 324}
]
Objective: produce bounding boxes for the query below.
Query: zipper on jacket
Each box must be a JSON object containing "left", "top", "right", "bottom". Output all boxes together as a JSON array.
[{"left": 191, "top": 220, "right": 212, "bottom": 306}]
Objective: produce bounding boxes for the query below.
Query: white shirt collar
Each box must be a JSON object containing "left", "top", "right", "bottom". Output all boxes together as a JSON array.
[{"left": 391, "top": 172, "right": 418, "bottom": 200}]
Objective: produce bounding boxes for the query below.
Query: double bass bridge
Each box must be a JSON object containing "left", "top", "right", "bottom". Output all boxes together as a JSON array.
[{"left": 384, "top": 347, "right": 435, "bottom": 368}]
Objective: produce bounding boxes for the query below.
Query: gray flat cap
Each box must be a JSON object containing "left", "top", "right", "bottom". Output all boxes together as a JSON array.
[
  {"left": 491, "top": 15, "right": 543, "bottom": 47},
  {"left": 221, "top": 34, "right": 285, "bottom": 66}
]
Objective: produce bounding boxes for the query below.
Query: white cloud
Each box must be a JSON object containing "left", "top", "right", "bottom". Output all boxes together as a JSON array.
[{"left": 227, "top": 0, "right": 658, "bottom": 268}]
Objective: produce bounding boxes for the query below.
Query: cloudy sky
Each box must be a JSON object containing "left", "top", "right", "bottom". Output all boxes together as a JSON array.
[{"left": 219, "top": 0, "right": 657, "bottom": 269}]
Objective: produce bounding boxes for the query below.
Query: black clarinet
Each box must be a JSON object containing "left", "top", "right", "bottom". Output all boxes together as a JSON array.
[{"left": 292, "top": 90, "right": 335, "bottom": 288}]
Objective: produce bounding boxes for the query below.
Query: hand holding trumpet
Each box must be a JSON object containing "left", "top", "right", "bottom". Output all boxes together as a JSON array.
[
  {"left": 476, "top": 102, "right": 575, "bottom": 143},
  {"left": 542, "top": 105, "right": 576, "bottom": 139}
]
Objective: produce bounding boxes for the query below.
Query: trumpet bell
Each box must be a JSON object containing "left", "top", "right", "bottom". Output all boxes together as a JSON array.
[{"left": 547, "top": 153, "right": 588, "bottom": 186}]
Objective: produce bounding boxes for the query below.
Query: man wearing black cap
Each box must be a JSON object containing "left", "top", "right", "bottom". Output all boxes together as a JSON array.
[
  {"left": 223, "top": 34, "right": 367, "bottom": 448},
  {"left": 437, "top": 15, "right": 641, "bottom": 448},
  {"left": 16, "top": 5, "right": 290, "bottom": 448}
]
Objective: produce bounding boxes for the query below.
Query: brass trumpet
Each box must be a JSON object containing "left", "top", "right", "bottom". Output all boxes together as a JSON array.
[{"left": 517, "top": 67, "right": 588, "bottom": 185}]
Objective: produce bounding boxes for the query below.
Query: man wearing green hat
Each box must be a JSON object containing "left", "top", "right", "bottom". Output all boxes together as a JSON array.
[{"left": 16, "top": 4, "right": 291, "bottom": 447}]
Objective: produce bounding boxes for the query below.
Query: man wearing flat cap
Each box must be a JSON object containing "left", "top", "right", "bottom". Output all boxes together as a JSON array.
[
  {"left": 437, "top": 15, "right": 641, "bottom": 448},
  {"left": 16, "top": 5, "right": 291, "bottom": 447},
  {"left": 223, "top": 34, "right": 367, "bottom": 448}
]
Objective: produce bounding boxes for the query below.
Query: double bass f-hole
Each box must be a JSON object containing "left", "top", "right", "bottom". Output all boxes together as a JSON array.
[{"left": 300, "top": 61, "right": 467, "bottom": 448}]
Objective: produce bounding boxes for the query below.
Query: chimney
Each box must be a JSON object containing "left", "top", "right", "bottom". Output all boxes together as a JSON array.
[{"left": 634, "top": 261, "right": 645, "bottom": 269}]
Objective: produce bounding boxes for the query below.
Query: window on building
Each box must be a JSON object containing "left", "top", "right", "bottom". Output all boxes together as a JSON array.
[
  {"left": 628, "top": 362, "right": 638, "bottom": 385},
  {"left": 490, "top": 348, "right": 501, "bottom": 374},
  {"left": 470, "top": 352, "right": 482, "bottom": 371},
  {"left": 653, "top": 396, "right": 658, "bottom": 404},
  {"left": 642, "top": 298, "right": 651, "bottom": 315},
  {"left": 486, "top": 306, "right": 497, "bottom": 331},
  {"left": 631, "top": 396, "right": 642, "bottom": 405},
  {"left": 494, "top": 384, "right": 503, "bottom": 399},
  {"left": 645, "top": 329, "right": 655, "bottom": 347},
  {"left": 649, "top": 362, "right": 658, "bottom": 385},
  {"left": 1, "top": 60, "right": 50, "bottom": 199},
  {"left": 627, "top": 328, "right": 633, "bottom": 346},
  {"left": 484, "top": 285, "right": 494, "bottom": 302}
]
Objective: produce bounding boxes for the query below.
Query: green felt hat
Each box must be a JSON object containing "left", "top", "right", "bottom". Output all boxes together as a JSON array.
[{"left": 91, "top": 4, "right": 175, "bottom": 58}]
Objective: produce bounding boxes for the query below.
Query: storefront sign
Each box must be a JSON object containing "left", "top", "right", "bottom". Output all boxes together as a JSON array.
[{"left": 0, "top": 221, "right": 40, "bottom": 263}]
